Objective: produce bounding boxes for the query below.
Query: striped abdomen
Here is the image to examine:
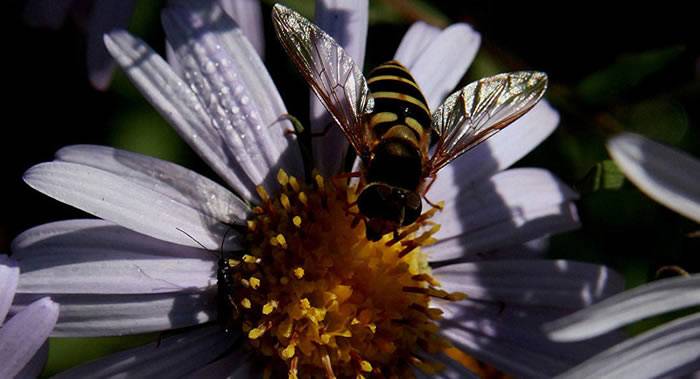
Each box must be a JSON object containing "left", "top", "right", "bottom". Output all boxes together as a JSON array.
[
  {"left": 367, "top": 61, "right": 431, "bottom": 156},
  {"left": 365, "top": 61, "right": 431, "bottom": 190}
]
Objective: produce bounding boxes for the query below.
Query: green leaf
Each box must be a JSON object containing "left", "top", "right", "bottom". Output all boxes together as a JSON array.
[
  {"left": 577, "top": 46, "right": 685, "bottom": 104},
  {"left": 578, "top": 160, "right": 626, "bottom": 193}
]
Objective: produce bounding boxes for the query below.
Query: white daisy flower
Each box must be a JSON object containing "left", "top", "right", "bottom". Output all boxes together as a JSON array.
[
  {"left": 543, "top": 132, "right": 700, "bottom": 379},
  {"left": 14, "top": 0, "right": 622, "bottom": 377},
  {"left": 0, "top": 255, "right": 58, "bottom": 379}
]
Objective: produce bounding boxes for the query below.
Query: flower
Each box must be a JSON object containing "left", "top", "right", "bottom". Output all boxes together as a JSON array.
[
  {"left": 14, "top": 0, "right": 622, "bottom": 377},
  {"left": 0, "top": 255, "right": 59, "bottom": 379},
  {"left": 23, "top": 0, "right": 264, "bottom": 90},
  {"left": 543, "top": 132, "right": 700, "bottom": 379}
]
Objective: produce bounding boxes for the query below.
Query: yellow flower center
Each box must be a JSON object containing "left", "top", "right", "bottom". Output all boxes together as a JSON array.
[{"left": 220, "top": 170, "right": 464, "bottom": 378}]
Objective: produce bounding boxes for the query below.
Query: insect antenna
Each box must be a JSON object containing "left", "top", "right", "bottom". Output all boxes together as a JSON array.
[{"left": 176, "top": 227, "right": 220, "bottom": 259}]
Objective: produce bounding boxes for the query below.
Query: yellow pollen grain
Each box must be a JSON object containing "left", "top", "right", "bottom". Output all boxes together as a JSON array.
[
  {"left": 249, "top": 277, "right": 261, "bottom": 289},
  {"left": 281, "top": 344, "right": 296, "bottom": 359},
  {"left": 242, "top": 254, "right": 258, "bottom": 264},
  {"left": 280, "top": 193, "right": 291, "bottom": 210},
  {"left": 240, "top": 298, "right": 252, "bottom": 309},
  {"left": 256, "top": 185, "right": 270, "bottom": 203},
  {"left": 292, "top": 215, "right": 302, "bottom": 227},
  {"left": 262, "top": 300, "right": 278, "bottom": 315},
  {"left": 293, "top": 267, "right": 305, "bottom": 279},
  {"left": 360, "top": 360, "right": 373, "bottom": 372},
  {"left": 297, "top": 192, "right": 308, "bottom": 206},
  {"left": 226, "top": 258, "right": 240, "bottom": 267},
  {"left": 314, "top": 174, "right": 325, "bottom": 192},
  {"left": 249, "top": 324, "right": 268, "bottom": 339},
  {"left": 277, "top": 169, "right": 289, "bottom": 186},
  {"left": 289, "top": 176, "right": 300, "bottom": 192},
  {"left": 275, "top": 234, "right": 287, "bottom": 248},
  {"left": 367, "top": 323, "right": 376, "bottom": 333},
  {"left": 278, "top": 318, "right": 293, "bottom": 338},
  {"left": 246, "top": 220, "right": 257, "bottom": 231}
]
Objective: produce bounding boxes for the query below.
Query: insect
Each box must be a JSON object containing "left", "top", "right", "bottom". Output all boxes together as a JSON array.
[{"left": 272, "top": 4, "right": 548, "bottom": 241}]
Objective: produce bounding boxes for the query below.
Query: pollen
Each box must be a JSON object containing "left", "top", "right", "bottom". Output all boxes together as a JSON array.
[{"left": 219, "top": 169, "right": 465, "bottom": 378}]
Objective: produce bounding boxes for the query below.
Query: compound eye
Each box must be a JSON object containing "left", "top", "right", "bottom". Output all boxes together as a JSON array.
[
  {"left": 402, "top": 192, "right": 422, "bottom": 225},
  {"left": 392, "top": 187, "right": 407, "bottom": 200},
  {"left": 376, "top": 184, "right": 392, "bottom": 199}
]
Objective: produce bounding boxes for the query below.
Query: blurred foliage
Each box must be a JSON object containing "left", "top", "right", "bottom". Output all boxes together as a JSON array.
[
  {"left": 42, "top": 334, "right": 156, "bottom": 377},
  {"left": 577, "top": 160, "right": 626, "bottom": 193},
  {"left": 577, "top": 46, "right": 685, "bottom": 105},
  {"left": 7, "top": 0, "right": 699, "bottom": 376}
]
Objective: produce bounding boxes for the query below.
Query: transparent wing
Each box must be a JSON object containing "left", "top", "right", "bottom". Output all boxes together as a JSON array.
[
  {"left": 429, "top": 71, "right": 548, "bottom": 174},
  {"left": 272, "top": 4, "right": 373, "bottom": 158}
]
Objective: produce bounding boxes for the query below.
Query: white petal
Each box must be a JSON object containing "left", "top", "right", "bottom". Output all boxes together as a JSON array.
[
  {"left": 55, "top": 145, "right": 248, "bottom": 225},
  {"left": 53, "top": 326, "right": 234, "bottom": 378},
  {"left": 0, "top": 255, "right": 19, "bottom": 323},
  {"left": 607, "top": 132, "right": 700, "bottom": 223},
  {"left": 556, "top": 312, "right": 700, "bottom": 379},
  {"left": 13, "top": 219, "right": 217, "bottom": 294},
  {"left": 403, "top": 23, "right": 481, "bottom": 110},
  {"left": 86, "top": 0, "right": 135, "bottom": 90},
  {"left": 438, "top": 300, "right": 622, "bottom": 377},
  {"left": 434, "top": 260, "right": 623, "bottom": 308},
  {"left": 104, "top": 30, "right": 255, "bottom": 200},
  {"left": 220, "top": 0, "right": 264, "bottom": 58},
  {"left": 310, "top": 0, "right": 369, "bottom": 175},
  {"left": 484, "top": 237, "right": 550, "bottom": 261},
  {"left": 441, "top": 325, "right": 570, "bottom": 378},
  {"left": 0, "top": 298, "right": 58, "bottom": 379},
  {"left": 441, "top": 101, "right": 559, "bottom": 185},
  {"left": 394, "top": 22, "right": 441, "bottom": 68},
  {"left": 14, "top": 341, "right": 49, "bottom": 379},
  {"left": 186, "top": 350, "right": 253, "bottom": 378},
  {"left": 426, "top": 168, "right": 579, "bottom": 260},
  {"left": 428, "top": 202, "right": 578, "bottom": 260},
  {"left": 544, "top": 274, "right": 700, "bottom": 342},
  {"left": 24, "top": 161, "right": 241, "bottom": 250},
  {"left": 11, "top": 291, "right": 215, "bottom": 337},
  {"left": 163, "top": 1, "right": 303, "bottom": 191}
]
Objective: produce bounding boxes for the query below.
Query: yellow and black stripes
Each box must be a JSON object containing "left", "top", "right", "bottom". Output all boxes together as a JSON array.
[{"left": 367, "top": 61, "right": 432, "bottom": 140}]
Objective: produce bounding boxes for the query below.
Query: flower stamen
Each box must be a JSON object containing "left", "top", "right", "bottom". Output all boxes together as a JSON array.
[{"left": 219, "top": 169, "right": 465, "bottom": 377}]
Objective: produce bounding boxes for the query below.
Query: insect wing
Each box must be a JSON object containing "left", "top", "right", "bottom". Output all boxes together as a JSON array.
[
  {"left": 271, "top": 4, "right": 373, "bottom": 158},
  {"left": 429, "top": 71, "right": 548, "bottom": 174}
]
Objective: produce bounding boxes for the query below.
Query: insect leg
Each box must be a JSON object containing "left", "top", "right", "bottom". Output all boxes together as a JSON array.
[{"left": 420, "top": 174, "right": 444, "bottom": 210}]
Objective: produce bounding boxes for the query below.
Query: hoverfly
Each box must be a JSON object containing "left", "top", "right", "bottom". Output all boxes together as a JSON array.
[{"left": 272, "top": 4, "right": 548, "bottom": 241}]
